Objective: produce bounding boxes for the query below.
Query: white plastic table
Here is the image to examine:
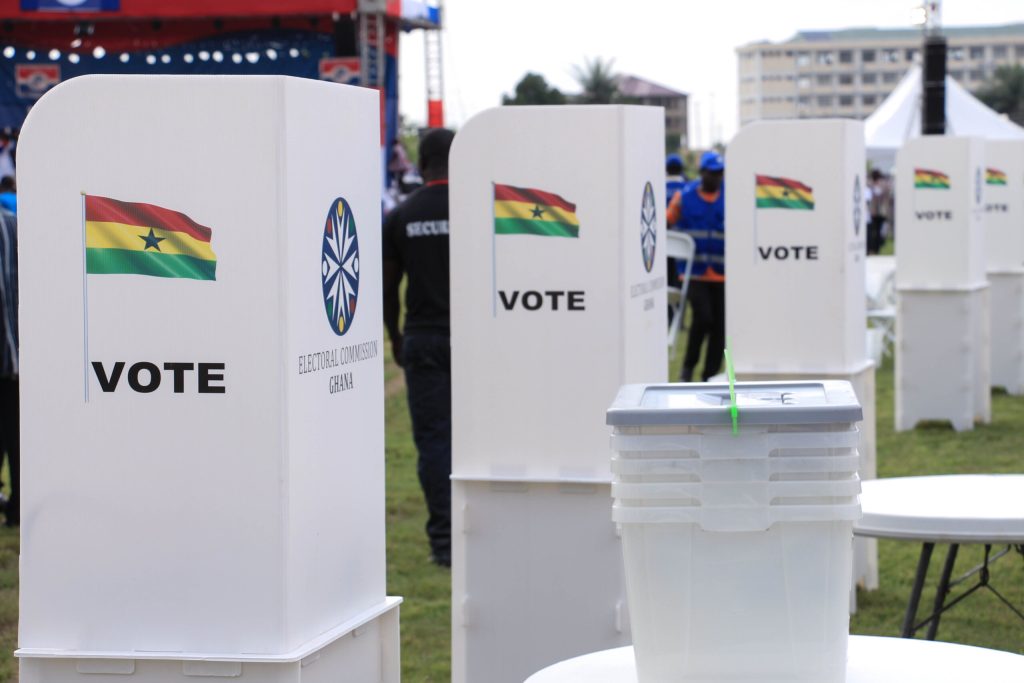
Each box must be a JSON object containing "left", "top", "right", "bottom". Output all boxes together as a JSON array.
[
  {"left": 853, "top": 474, "right": 1024, "bottom": 638},
  {"left": 524, "top": 636, "right": 1024, "bottom": 682}
]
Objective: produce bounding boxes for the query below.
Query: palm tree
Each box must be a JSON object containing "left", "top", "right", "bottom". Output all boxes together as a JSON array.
[
  {"left": 571, "top": 57, "right": 619, "bottom": 104},
  {"left": 976, "top": 65, "right": 1024, "bottom": 126}
]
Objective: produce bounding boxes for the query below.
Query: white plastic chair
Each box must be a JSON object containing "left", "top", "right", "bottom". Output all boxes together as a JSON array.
[
  {"left": 865, "top": 256, "right": 897, "bottom": 362},
  {"left": 666, "top": 231, "right": 696, "bottom": 359}
]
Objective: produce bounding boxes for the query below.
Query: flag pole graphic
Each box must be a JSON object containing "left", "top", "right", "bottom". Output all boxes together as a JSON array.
[
  {"left": 491, "top": 182, "right": 497, "bottom": 317},
  {"left": 81, "top": 192, "right": 90, "bottom": 402},
  {"left": 752, "top": 175, "right": 758, "bottom": 265}
]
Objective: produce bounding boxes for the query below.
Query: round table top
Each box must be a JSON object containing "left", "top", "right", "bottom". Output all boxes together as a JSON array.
[
  {"left": 524, "top": 636, "right": 1024, "bottom": 682},
  {"left": 853, "top": 474, "right": 1024, "bottom": 543}
]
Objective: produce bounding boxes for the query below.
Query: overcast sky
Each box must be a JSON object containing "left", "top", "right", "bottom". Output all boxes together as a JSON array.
[{"left": 397, "top": 0, "right": 1023, "bottom": 145}]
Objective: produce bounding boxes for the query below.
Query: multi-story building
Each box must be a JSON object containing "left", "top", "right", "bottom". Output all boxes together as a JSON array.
[
  {"left": 618, "top": 74, "right": 689, "bottom": 149},
  {"left": 737, "top": 23, "right": 1024, "bottom": 126}
]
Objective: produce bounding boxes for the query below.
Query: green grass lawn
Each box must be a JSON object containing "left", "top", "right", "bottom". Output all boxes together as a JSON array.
[{"left": 0, "top": 337, "right": 1019, "bottom": 681}]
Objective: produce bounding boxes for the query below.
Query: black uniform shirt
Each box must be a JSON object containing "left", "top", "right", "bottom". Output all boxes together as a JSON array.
[{"left": 382, "top": 181, "right": 450, "bottom": 333}]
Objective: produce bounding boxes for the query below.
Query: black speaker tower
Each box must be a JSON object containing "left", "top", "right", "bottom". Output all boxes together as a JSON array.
[{"left": 922, "top": 36, "right": 947, "bottom": 135}]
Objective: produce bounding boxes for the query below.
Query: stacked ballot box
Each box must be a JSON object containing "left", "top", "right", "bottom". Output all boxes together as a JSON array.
[
  {"left": 725, "top": 119, "right": 878, "bottom": 592},
  {"left": 984, "top": 140, "right": 1024, "bottom": 395},
  {"left": 895, "top": 136, "right": 990, "bottom": 431},
  {"left": 16, "top": 75, "right": 399, "bottom": 681},
  {"left": 450, "top": 105, "right": 667, "bottom": 683}
]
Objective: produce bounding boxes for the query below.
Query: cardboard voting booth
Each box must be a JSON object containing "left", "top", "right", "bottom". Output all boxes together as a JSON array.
[
  {"left": 16, "top": 75, "right": 398, "bottom": 681},
  {"left": 984, "top": 140, "right": 1024, "bottom": 395},
  {"left": 450, "top": 105, "right": 667, "bottom": 683},
  {"left": 895, "top": 136, "right": 991, "bottom": 431},
  {"left": 724, "top": 119, "right": 878, "bottom": 593}
]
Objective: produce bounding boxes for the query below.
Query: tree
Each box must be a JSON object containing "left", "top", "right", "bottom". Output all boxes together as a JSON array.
[
  {"left": 571, "top": 57, "right": 619, "bottom": 104},
  {"left": 502, "top": 72, "right": 566, "bottom": 106},
  {"left": 976, "top": 64, "right": 1024, "bottom": 125}
]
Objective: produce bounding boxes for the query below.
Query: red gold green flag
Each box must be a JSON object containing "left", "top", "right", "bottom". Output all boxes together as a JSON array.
[
  {"left": 84, "top": 195, "right": 217, "bottom": 281},
  {"left": 493, "top": 183, "right": 579, "bottom": 238},
  {"left": 986, "top": 168, "right": 1008, "bottom": 186},
  {"left": 914, "top": 168, "right": 951, "bottom": 189},
  {"left": 755, "top": 175, "right": 814, "bottom": 210}
]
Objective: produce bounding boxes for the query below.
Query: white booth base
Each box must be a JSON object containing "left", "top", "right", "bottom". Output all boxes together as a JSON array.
[
  {"left": 988, "top": 271, "right": 1024, "bottom": 395},
  {"left": 734, "top": 363, "right": 878, "bottom": 600},
  {"left": 896, "top": 286, "right": 991, "bottom": 432},
  {"left": 451, "top": 477, "right": 629, "bottom": 683},
  {"left": 17, "top": 598, "right": 401, "bottom": 683}
]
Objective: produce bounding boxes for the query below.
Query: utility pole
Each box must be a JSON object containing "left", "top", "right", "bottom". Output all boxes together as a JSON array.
[{"left": 921, "top": 0, "right": 946, "bottom": 135}]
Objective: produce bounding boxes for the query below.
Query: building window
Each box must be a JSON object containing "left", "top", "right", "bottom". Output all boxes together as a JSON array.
[
  {"left": 1016, "top": 45, "right": 1024, "bottom": 58},
  {"left": 950, "top": 47, "right": 965, "bottom": 61},
  {"left": 994, "top": 45, "right": 1008, "bottom": 59},
  {"left": 816, "top": 73, "right": 833, "bottom": 86},
  {"left": 949, "top": 69, "right": 964, "bottom": 81},
  {"left": 969, "top": 69, "right": 985, "bottom": 81},
  {"left": 839, "top": 95, "right": 854, "bottom": 107},
  {"left": 797, "top": 76, "right": 811, "bottom": 89},
  {"left": 839, "top": 73, "right": 854, "bottom": 86},
  {"left": 882, "top": 49, "right": 900, "bottom": 63},
  {"left": 816, "top": 51, "right": 834, "bottom": 65},
  {"left": 862, "top": 73, "right": 877, "bottom": 85},
  {"left": 906, "top": 48, "right": 918, "bottom": 62},
  {"left": 862, "top": 94, "right": 877, "bottom": 106},
  {"left": 882, "top": 71, "right": 900, "bottom": 84},
  {"left": 862, "top": 49, "right": 876, "bottom": 63},
  {"left": 969, "top": 46, "right": 985, "bottom": 60},
  {"left": 839, "top": 50, "right": 853, "bottom": 64},
  {"left": 798, "top": 95, "right": 811, "bottom": 105},
  {"left": 817, "top": 95, "right": 833, "bottom": 106},
  {"left": 796, "top": 51, "right": 811, "bottom": 67}
]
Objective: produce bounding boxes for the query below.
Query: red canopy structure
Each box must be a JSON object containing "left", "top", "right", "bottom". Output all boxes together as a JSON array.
[{"left": 0, "top": 0, "right": 444, "bottom": 135}]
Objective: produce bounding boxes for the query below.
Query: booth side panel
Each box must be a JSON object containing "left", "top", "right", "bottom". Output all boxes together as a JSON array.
[
  {"left": 989, "top": 272, "right": 1024, "bottom": 394},
  {"left": 620, "top": 107, "right": 668, "bottom": 383},
  {"left": 449, "top": 106, "right": 635, "bottom": 480},
  {"left": 453, "top": 480, "right": 628, "bottom": 683},
  {"left": 895, "top": 136, "right": 987, "bottom": 290},
  {"left": 17, "top": 75, "right": 288, "bottom": 653},
  {"left": 896, "top": 289, "right": 982, "bottom": 431},
  {"left": 281, "top": 80, "right": 387, "bottom": 648},
  {"left": 727, "top": 120, "right": 867, "bottom": 374}
]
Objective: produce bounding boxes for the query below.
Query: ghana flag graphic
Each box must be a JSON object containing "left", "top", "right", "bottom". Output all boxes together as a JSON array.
[
  {"left": 494, "top": 183, "right": 579, "bottom": 238},
  {"left": 84, "top": 195, "right": 217, "bottom": 280},
  {"left": 914, "top": 168, "right": 950, "bottom": 189},
  {"left": 755, "top": 175, "right": 814, "bottom": 210},
  {"left": 986, "top": 168, "right": 1008, "bottom": 186}
]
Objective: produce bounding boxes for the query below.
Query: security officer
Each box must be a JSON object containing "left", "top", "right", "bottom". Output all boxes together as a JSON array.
[{"left": 382, "top": 128, "right": 455, "bottom": 567}]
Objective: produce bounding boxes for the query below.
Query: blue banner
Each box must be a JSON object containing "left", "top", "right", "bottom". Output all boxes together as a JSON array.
[{"left": 20, "top": 0, "right": 120, "bottom": 12}]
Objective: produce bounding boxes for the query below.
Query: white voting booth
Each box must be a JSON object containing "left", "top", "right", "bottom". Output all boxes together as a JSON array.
[
  {"left": 895, "top": 136, "right": 990, "bottom": 431},
  {"left": 450, "top": 105, "right": 667, "bottom": 683},
  {"left": 724, "top": 119, "right": 878, "bottom": 593},
  {"left": 16, "top": 76, "right": 399, "bottom": 682},
  {"left": 984, "top": 140, "right": 1024, "bottom": 395}
]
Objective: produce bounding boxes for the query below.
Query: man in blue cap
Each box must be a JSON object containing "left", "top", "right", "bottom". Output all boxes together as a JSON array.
[{"left": 668, "top": 150, "right": 725, "bottom": 381}]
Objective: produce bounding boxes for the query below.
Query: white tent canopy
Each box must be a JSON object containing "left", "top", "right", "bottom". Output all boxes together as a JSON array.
[{"left": 865, "top": 65, "right": 1024, "bottom": 169}]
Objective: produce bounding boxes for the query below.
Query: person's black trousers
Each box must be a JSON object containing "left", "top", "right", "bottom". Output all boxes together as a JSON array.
[
  {"left": 0, "top": 377, "right": 18, "bottom": 526},
  {"left": 867, "top": 215, "right": 885, "bottom": 254},
  {"left": 681, "top": 281, "right": 725, "bottom": 382},
  {"left": 402, "top": 332, "right": 451, "bottom": 561}
]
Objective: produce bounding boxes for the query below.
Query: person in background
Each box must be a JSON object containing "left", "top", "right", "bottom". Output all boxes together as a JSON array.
[
  {"left": 382, "top": 128, "right": 454, "bottom": 568},
  {"left": 0, "top": 207, "right": 17, "bottom": 526},
  {"left": 387, "top": 138, "right": 412, "bottom": 189},
  {"left": 665, "top": 153, "right": 686, "bottom": 322},
  {"left": 0, "top": 131, "right": 15, "bottom": 183},
  {"left": 668, "top": 150, "right": 725, "bottom": 382},
  {"left": 866, "top": 169, "right": 891, "bottom": 255},
  {"left": 0, "top": 176, "right": 16, "bottom": 215}
]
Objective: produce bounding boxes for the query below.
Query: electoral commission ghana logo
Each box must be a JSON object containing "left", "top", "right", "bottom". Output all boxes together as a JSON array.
[
  {"left": 641, "top": 181, "right": 657, "bottom": 273},
  {"left": 321, "top": 198, "right": 360, "bottom": 336}
]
